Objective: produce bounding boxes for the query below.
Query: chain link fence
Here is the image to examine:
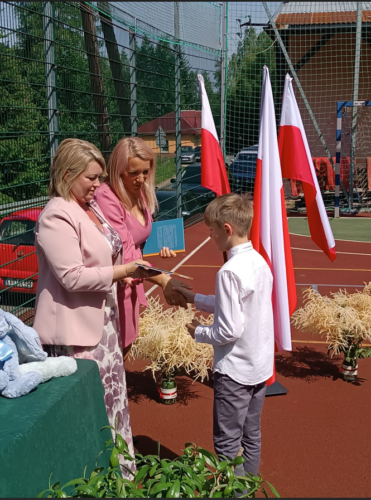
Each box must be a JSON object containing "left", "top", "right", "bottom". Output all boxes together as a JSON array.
[
  {"left": 1, "top": 1, "right": 371, "bottom": 320},
  {"left": 225, "top": 1, "right": 371, "bottom": 214},
  {"left": 0, "top": 0, "right": 221, "bottom": 318}
]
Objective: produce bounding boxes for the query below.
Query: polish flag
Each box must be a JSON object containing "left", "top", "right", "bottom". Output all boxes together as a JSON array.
[
  {"left": 279, "top": 74, "right": 336, "bottom": 261},
  {"left": 197, "top": 74, "right": 230, "bottom": 196},
  {"left": 250, "top": 67, "right": 297, "bottom": 372}
]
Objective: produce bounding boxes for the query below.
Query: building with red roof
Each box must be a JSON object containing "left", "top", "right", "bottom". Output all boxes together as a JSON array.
[
  {"left": 138, "top": 110, "right": 201, "bottom": 155},
  {"left": 268, "top": 2, "right": 371, "bottom": 158}
]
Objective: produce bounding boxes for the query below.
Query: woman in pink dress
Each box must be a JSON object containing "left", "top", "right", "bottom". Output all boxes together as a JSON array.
[{"left": 95, "top": 137, "right": 192, "bottom": 359}]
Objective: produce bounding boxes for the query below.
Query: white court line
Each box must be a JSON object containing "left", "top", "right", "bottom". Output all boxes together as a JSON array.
[
  {"left": 289, "top": 231, "right": 371, "bottom": 244},
  {"left": 145, "top": 236, "right": 211, "bottom": 297},
  {"left": 288, "top": 217, "right": 371, "bottom": 221},
  {"left": 287, "top": 216, "right": 370, "bottom": 220},
  {"left": 296, "top": 283, "right": 364, "bottom": 287},
  {"left": 291, "top": 247, "right": 371, "bottom": 256}
]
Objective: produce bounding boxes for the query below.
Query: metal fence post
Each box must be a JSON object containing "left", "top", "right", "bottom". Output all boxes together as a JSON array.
[
  {"left": 349, "top": 2, "right": 363, "bottom": 209},
  {"left": 335, "top": 102, "right": 342, "bottom": 218},
  {"left": 130, "top": 19, "right": 137, "bottom": 136},
  {"left": 43, "top": 2, "right": 59, "bottom": 159},
  {"left": 220, "top": 2, "right": 227, "bottom": 157},
  {"left": 174, "top": 2, "right": 182, "bottom": 218}
]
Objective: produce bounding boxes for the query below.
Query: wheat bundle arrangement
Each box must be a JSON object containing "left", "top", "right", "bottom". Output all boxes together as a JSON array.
[
  {"left": 291, "top": 283, "right": 371, "bottom": 356},
  {"left": 130, "top": 296, "right": 214, "bottom": 382}
]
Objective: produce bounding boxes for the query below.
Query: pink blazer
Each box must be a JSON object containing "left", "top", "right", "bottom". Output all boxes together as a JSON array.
[{"left": 33, "top": 197, "right": 121, "bottom": 347}]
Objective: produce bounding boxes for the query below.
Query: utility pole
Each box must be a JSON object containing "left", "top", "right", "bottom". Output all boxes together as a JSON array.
[{"left": 220, "top": 2, "right": 227, "bottom": 157}]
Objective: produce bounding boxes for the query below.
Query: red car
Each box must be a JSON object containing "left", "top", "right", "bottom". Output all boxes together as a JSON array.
[{"left": 0, "top": 207, "right": 43, "bottom": 294}]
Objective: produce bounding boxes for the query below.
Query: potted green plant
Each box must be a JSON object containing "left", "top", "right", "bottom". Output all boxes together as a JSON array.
[
  {"left": 159, "top": 369, "right": 179, "bottom": 405},
  {"left": 291, "top": 284, "right": 371, "bottom": 381},
  {"left": 38, "top": 424, "right": 280, "bottom": 498}
]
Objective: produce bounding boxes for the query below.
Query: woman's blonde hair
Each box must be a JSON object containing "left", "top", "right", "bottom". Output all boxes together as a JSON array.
[
  {"left": 106, "top": 137, "right": 157, "bottom": 213},
  {"left": 49, "top": 138, "right": 106, "bottom": 200}
]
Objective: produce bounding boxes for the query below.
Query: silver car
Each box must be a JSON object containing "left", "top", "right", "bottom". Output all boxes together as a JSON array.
[{"left": 180, "top": 146, "right": 195, "bottom": 164}]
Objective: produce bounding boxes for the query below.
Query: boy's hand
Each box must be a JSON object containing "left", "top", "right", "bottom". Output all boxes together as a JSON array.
[
  {"left": 163, "top": 278, "right": 193, "bottom": 308},
  {"left": 186, "top": 318, "right": 201, "bottom": 338},
  {"left": 172, "top": 286, "right": 196, "bottom": 306}
]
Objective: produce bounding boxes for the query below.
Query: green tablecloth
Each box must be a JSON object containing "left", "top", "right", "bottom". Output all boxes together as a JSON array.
[{"left": 0, "top": 359, "right": 111, "bottom": 498}]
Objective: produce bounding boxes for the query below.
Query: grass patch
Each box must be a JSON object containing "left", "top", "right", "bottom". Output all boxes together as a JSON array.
[
  {"left": 288, "top": 217, "right": 371, "bottom": 242},
  {"left": 155, "top": 157, "right": 176, "bottom": 185}
]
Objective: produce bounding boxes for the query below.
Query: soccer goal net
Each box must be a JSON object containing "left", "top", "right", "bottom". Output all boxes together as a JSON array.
[{"left": 337, "top": 102, "right": 371, "bottom": 214}]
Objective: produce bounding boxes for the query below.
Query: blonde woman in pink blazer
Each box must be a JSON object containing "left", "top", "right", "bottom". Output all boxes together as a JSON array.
[
  {"left": 95, "top": 137, "right": 192, "bottom": 360},
  {"left": 33, "top": 139, "right": 157, "bottom": 470}
]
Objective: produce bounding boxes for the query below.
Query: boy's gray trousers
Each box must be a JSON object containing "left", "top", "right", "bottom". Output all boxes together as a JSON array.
[{"left": 213, "top": 372, "right": 267, "bottom": 476}]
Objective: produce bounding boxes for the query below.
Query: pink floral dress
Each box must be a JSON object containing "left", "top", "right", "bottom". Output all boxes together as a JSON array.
[{"left": 44, "top": 203, "right": 135, "bottom": 475}]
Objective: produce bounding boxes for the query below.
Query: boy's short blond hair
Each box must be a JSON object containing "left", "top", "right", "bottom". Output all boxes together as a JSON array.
[{"left": 204, "top": 193, "right": 254, "bottom": 237}]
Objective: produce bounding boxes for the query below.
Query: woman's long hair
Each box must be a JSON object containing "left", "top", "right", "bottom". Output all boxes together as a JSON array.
[{"left": 107, "top": 137, "right": 158, "bottom": 214}]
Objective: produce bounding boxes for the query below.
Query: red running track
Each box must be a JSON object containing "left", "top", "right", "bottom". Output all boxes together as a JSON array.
[{"left": 126, "top": 222, "right": 371, "bottom": 498}]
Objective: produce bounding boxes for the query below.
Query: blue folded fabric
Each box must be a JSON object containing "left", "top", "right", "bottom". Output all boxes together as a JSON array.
[{"left": 0, "top": 339, "right": 13, "bottom": 362}]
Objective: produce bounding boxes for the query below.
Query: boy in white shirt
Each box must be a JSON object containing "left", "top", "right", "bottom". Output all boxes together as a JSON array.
[{"left": 174, "top": 193, "right": 274, "bottom": 475}]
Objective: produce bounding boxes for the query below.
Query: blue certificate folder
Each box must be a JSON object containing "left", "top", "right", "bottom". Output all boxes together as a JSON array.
[{"left": 143, "top": 218, "right": 185, "bottom": 257}]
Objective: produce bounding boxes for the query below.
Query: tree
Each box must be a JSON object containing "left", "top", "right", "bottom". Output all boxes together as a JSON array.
[
  {"left": 136, "top": 35, "right": 203, "bottom": 127},
  {"left": 226, "top": 28, "right": 276, "bottom": 155},
  {"left": 0, "top": 2, "right": 48, "bottom": 203},
  {"left": 98, "top": 2, "right": 131, "bottom": 136},
  {"left": 80, "top": 1, "right": 112, "bottom": 159}
]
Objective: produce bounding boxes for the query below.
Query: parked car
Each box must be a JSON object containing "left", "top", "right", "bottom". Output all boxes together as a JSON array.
[
  {"left": 0, "top": 207, "right": 43, "bottom": 295},
  {"left": 155, "top": 163, "right": 215, "bottom": 221},
  {"left": 171, "top": 163, "right": 214, "bottom": 201},
  {"left": 239, "top": 144, "right": 258, "bottom": 154},
  {"left": 154, "top": 189, "right": 203, "bottom": 222},
  {"left": 180, "top": 146, "right": 195, "bottom": 164},
  {"left": 193, "top": 146, "right": 201, "bottom": 162},
  {"left": 229, "top": 146, "right": 258, "bottom": 193}
]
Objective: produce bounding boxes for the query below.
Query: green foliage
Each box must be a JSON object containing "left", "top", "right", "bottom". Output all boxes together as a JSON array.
[
  {"left": 136, "top": 37, "right": 201, "bottom": 127},
  {"left": 330, "top": 340, "right": 371, "bottom": 368},
  {"left": 226, "top": 28, "right": 276, "bottom": 154},
  {"left": 0, "top": 4, "right": 49, "bottom": 203},
  {"left": 38, "top": 426, "right": 280, "bottom": 498},
  {"left": 0, "top": 2, "right": 220, "bottom": 206}
]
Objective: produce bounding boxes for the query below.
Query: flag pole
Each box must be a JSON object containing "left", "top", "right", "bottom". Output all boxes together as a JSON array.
[{"left": 250, "top": 66, "right": 295, "bottom": 397}]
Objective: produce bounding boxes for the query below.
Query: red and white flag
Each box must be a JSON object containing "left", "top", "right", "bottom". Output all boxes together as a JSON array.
[
  {"left": 197, "top": 74, "right": 230, "bottom": 196},
  {"left": 278, "top": 74, "right": 336, "bottom": 261},
  {"left": 250, "top": 66, "right": 297, "bottom": 357}
]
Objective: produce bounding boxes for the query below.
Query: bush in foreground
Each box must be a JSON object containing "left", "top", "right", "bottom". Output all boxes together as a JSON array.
[{"left": 38, "top": 425, "right": 279, "bottom": 498}]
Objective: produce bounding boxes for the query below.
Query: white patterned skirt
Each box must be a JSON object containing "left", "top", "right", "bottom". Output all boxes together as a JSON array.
[{"left": 44, "top": 286, "right": 135, "bottom": 476}]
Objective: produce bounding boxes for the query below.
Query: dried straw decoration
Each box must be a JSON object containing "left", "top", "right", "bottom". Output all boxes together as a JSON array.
[
  {"left": 130, "top": 296, "right": 214, "bottom": 382},
  {"left": 291, "top": 283, "right": 371, "bottom": 355}
]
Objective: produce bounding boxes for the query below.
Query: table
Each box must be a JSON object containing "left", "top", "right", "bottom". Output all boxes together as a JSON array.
[{"left": 0, "top": 359, "right": 111, "bottom": 498}]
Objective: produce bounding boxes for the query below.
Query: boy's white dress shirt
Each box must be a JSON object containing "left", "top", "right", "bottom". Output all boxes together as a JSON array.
[{"left": 194, "top": 241, "right": 274, "bottom": 386}]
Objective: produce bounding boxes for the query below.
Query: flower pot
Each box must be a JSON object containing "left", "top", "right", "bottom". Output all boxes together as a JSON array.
[
  {"left": 158, "top": 373, "right": 177, "bottom": 405},
  {"left": 340, "top": 360, "right": 358, "bottom": 381}
]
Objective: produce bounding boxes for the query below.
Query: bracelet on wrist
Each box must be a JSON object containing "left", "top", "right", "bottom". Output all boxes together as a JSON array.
[{"left": 161, "top": 275, "right": 171, "bottom": 289}]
